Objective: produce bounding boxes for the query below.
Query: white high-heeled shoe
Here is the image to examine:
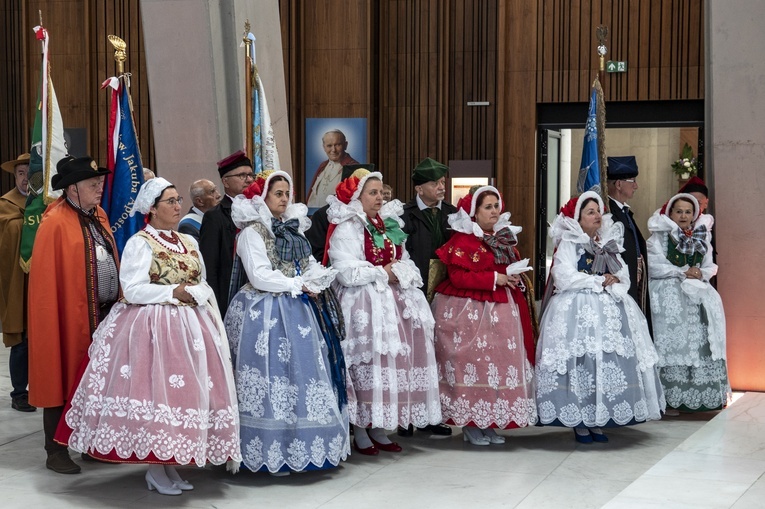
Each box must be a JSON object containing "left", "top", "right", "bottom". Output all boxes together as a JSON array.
[
  {"left": 481, "top": 428, "right": 506, "bottom": 444},
  {"left": 462, "top": 426, "right": 490, "bottom": 446},
  {"left": 145, "top": 469, "right": 182, "bottom": 496},
  {"left": 164, "top": 465, "right": 194, "bottom": 490}
]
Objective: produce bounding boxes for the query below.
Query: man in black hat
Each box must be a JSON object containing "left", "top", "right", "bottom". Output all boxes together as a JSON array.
[
  {"left": 199, "top": 150, "right": 255, "bottom": 315},
  {"left": 0, "top": 153, "right": 34, "bottom": 413},
  {"left": 606, "top": 156, "right": 650, "bottom": 315},
  {"left": 27, "top": 156, "right": 120, "bottom": 474},
  {"left": 399, "top": 157, "right": 456, "bottom": 437},
  {"left": 306, "top": 164, "right": 371, "bottom": 263}
]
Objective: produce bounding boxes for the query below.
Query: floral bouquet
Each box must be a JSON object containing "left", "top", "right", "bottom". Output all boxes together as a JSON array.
[{"left": 671, "top": 143, "right": 698, "bottom": 179}]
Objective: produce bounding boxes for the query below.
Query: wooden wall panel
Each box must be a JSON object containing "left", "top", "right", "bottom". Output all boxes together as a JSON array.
[
  {"left": 536, "top": 0, "right": 705, "bottom": 103},
  {"left": 0, "top": 1, "right": 27, "bottom": 192},
  {"left": 0, "top": 0, "right": 154, "bottom": 197},
  {"left": 279, "top": 0, "right": 498, "bottom": 202},
  {"left": 280, "top": 0, "right": 370, "bottom": 199},
  {"left": 277, "top": 0, "right": 704, "bottom": 260}
]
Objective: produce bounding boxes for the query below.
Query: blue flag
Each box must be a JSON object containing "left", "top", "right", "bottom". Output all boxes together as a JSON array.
[
  {"left": 246, "top": 33, "right": 280, "bottom": 174},
  {"left": 577, "top": 86, "right": 600, "bottom": 193},
  {"left": 102, "top": 82, "right": 144, "bottom": 256}
]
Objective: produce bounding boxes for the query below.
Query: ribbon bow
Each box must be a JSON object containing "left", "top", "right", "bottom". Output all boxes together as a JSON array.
[
  {"left": 483, "top": 228, "right": 518, "bottom": 265},
  {"left": 271, "top": 217, "right": 312, "bottom": 262},
  {"left": 591, "top": 238, "right": 622, "bottom": 275},
  {"left": 365, "top": 217, "right": 408, "bottom": 248},
  {"left": 676, "top": 225, "right": 708, "bottom": 256}
]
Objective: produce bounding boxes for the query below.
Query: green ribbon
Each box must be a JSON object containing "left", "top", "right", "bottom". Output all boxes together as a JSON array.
[{"left": 366, "top": 217, "right": 407, "bottom": 248}]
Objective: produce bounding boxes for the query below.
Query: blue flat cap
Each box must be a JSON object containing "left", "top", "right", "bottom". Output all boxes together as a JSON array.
[{"left": 606, "top": 156, "right": 639, "bottom": 179}]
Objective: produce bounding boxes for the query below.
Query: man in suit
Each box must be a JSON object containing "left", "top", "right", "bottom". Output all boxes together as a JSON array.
[
  {"left": 178, "top": 179, "right": 221, "bottom": 240},
  {"left": 399, "top": 157, "right": 456, "bottom": 437},
  {"left": 199, "top": 151, "right": 254, "bottom": 315},
  {"left": 606, "top": 156, "right": 650, "bottom": 316},
  {"left": 401, "top": 157, "right": 457, "bottom": 290}
]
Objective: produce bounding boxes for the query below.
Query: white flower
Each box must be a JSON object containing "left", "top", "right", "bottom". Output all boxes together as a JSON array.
[
  {"left": 169, "top": 374, "right": 185, "bottom": 388},
  {"left": 120, "top": 365, "right": 131, "bottom": 379},
  {"left": 683, "top": 161, "right": 691, "bottom": 168}
]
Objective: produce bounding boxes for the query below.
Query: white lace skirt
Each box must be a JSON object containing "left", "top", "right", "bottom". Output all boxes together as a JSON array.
[
  {"left": 649, "top": 278, "right": 731, "bottom": 410},
  {"left": 64, "top": 302, "right": 241, "bottom": 466},
  {"left": 432, "top": 292, "right": 537, "bottom": 429},
  {"left": 535, "top": 289, "right": 665, "bottom": 427},
  {"left": 225, "top": 286, "right": 350, "bottom": 472},
  {"left": 333, "top": 281, "right": 442, "bottom": 429}
]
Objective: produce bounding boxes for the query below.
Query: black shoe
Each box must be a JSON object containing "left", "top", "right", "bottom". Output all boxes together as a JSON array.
[
  {"left": 397, "top": 425, "right": 414, "bottom": 437},
  {"left": 11, "top": 395, "right": 36, "bottom": 412},
  {"left": 417, "top": 423, "right": 453, "bottom": 436},
  {"left": 46, "top": 451, "right": 81, "bottom": 474}
]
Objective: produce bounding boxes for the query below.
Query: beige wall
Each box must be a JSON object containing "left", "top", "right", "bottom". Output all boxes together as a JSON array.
[
  {"left": 708, "top": 0, "right": 765, "bottom": 390},
  {"left": 568, "top": 127, "right": 682, "bottom": 231},
  {"left": 139, "top": 0, "right": 290, "bottom": 199}
]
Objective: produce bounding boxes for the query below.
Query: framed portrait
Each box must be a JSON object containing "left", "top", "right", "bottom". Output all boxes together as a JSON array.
[{"left": 305, "top": 118, "right": 368, "bottom": 212}]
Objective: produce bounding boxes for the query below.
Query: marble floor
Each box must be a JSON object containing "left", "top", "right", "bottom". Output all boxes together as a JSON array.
[{"left": 0, "top": 343, "right": 761, "bottom": 508}]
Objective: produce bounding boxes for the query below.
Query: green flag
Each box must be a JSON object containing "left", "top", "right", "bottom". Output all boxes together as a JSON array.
[{"left": 20, "top": 25, "right": 67, "bottom": 272}]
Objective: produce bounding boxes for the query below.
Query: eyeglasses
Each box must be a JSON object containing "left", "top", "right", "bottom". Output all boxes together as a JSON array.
[
  {"left": 224, "top": 172, "right": 255, "bottom": 181},
  {"left": 158, "top": 197, "right": 183, "bottom": 206}
]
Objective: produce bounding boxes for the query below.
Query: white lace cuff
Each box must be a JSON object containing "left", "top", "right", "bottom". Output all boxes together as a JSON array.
[
  {"left": 185, "top": 282, "right": 214, "bottom": 306},
  {"left": 373, "top": 266, "right": 389, "bottom": 292},
  {"left": 301, "top": 264, "right": 337, "bottom": 293},
  {"left": 680, "top": 278, "right": 708, "bottom": 304},
  {"left": 289, "top": 276, "right": 305, "bottom": 298},
  {"left": 604, "top": 280, "right": 625, "bottom": 301},
  {"left": 391, "top": 259, "right": 423, "bottom": 290}
]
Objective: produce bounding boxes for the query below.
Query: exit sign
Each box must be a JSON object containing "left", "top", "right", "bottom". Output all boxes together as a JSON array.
[{"left": 606, "top": 61, "right": 628, "bottom": 73}]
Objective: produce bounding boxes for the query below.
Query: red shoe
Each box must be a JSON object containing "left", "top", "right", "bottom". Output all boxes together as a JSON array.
[
  {"left": 353, "top": 439, "right": 379, "bottom": 456},
  {"left": 369, "top": 436, "right": 403, "bottom": 453}
]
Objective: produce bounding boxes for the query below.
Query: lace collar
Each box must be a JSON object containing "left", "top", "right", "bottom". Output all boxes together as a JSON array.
[
  {"left": 447, "top": 208, "right": 521, "bottom": 239},
  {"left": 230, "top": 194, "right": 311, "bottom": 236}
]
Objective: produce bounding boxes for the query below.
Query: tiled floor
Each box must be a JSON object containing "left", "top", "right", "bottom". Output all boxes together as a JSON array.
[{"left": 0, "top": 344, "right": 758, "bottom": 508}]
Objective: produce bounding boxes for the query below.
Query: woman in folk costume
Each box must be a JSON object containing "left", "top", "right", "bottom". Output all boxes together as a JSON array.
[
  {"left": 535, "top": 191, "right": 664, "bottom": 443},
  {"left": 647, "top": 193, "right": 730, "bottom": 413},
  {"left": 224, "top": 170, "right": 349, "bottom": 474},
  {"left": 327, "top": 168, "right": 442, "bottom": 455},
  {"left": 431, "top": 185, "right": 537, "bottom": 446},
  {"left": 60, "top": 177, "right": 241, "bottom": 495}
]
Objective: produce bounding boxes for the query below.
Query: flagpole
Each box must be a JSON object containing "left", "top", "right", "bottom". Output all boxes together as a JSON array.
[
  {"left": 108, "top": 35, "right": 136, "bottom": 117},
  {"left": 595, "top": 26, "right": 609, "bottom": 210},
  {"left": 244, "top": 20, "right": 254, "bottom": 162}
]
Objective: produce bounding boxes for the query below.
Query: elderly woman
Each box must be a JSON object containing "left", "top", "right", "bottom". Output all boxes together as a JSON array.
[
  {"left": 327, "top": 169, "right": 442, "bottom": 455},
  {"left": 224, "top": 170, "right": 349, "bottom": 475},
  {"left": 60, "top": 178, "right": 241, "bottom": 495},
  {"left": 535, "top": 191, "right": 664, "bottom": 443},
  {"left": 431, "top": 186, "right": 537, "bottom": 445},
  {"left": 647, "top": 193, "right": 729, "bottom": 413}
]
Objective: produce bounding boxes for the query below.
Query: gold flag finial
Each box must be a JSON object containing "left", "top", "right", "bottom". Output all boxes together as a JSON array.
[
  {"left": 596, "top": 25, "right": 608, "bottom": 73},
  {"left": 108, "top": 35, "right": 127, "bottom": 75}
]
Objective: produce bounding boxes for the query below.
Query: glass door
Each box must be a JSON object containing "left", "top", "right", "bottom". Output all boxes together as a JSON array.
[{"left": 535, "top": 129, "right": 562, "bottom": 296}]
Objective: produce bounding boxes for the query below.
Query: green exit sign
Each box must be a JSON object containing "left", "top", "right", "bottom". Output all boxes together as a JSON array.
[{"left": 607, "top": 61, "right": 628, "bottom": 73}]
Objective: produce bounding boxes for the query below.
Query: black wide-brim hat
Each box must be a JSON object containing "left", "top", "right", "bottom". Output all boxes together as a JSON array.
[{"left": 52, "top": 156, "right": 110, "bottom": 190}]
